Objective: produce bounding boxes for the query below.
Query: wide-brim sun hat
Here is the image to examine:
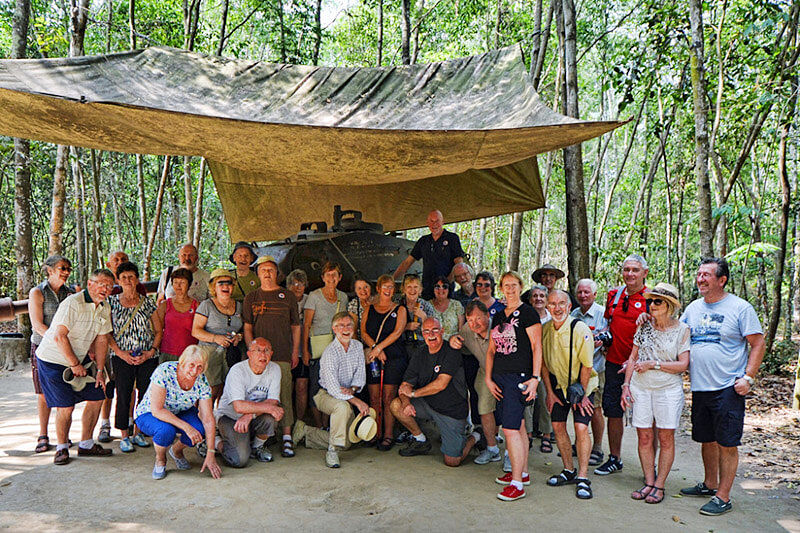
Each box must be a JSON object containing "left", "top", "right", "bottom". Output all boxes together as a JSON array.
[
  {"left": 229, "top": 241, "right": 257, "bottom": 266},
  {"left": 252, "top": 255, "right": 279, "bottom": 271},
  {"left": 643, "top": 282, "right": 681, "bottom": 309},
  {"left": 348, "top": 407, "right": 378, "bottom": 443},
  {"left": 62, "top": 360, "right": 99, "bottom": 391},
  {"left": 531, "top": 263, "right": 565, "bottom": 282},
  {"left": 209, "top": 267, "right": 234, "bottom": 282}
]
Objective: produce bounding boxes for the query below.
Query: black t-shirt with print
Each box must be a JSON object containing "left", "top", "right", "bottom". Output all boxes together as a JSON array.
[
  {"left": 490, "top": 303, "right": 540, "bottom": 375},
  {"left": 403, "top": 344, "right": 467, "bottom": 419}
]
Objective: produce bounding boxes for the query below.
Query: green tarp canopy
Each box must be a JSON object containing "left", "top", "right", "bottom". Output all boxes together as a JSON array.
[{"left": 0, "top": 45, "right": 623, "bottom": 241}]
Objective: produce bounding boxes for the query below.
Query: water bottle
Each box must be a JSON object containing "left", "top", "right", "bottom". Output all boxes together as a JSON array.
[
  {"left": 518, "top": 382, "right": 528, "bottom": 392},
  {"left": 368, "top": 360, "right": 382, "bottom": 379},
  {"left": 131, "top": 348, "right": 141, "bottom": 359}
]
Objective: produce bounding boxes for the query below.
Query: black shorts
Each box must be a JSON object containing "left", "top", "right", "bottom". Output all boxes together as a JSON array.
[
  {"left": 494, "top": 373, "right": 528, "bottom": 431},
  {"left": 602, "top": 361, "right": 625, "bottom": 418},
  {"left": 549, "top": 374, "right": 593, "bottom": 425},
  {"left": 366, "top": 356, "right": 408, "bottom": 386},
  {"left": 292, "top": 361, "right": 310, "bottom": 379},
  {"left": 691, "top": 386, "right": 745, "bottom": 447}
]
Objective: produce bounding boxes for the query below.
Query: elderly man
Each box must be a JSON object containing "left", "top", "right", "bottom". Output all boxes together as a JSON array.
[
  {"left": 452, "top": 262, "right": 476, "bottom": 306},
  {"left": 35, "top": 268, "right": 116, "bottom": 465},
  {"left": 679, "top": 258, "right": 765, "bottom": 516},
  {"left": 390, "top": 317, "right": 478, "bottom": 466},
  {"left": 293, "top": 312, "right": 369, "bottom": 468},
  {"left": 595, "top": 254, "right": 649, "bottom": 476},
  {"left": 393, "top": 210, "right": 465, "bottom": 300},
  {"left": 156, "top": 243, "right": 209, "bottom": 304},
  {"left": 542, "top": 290, "right": 597, "bottom": 499},
  {"left": 242, "top": 255, "right": 301, "bottom": 458},
  {"left": 570, "top": 278, "right": 609, "bottom": 466},
  {"left": 213, "top": 337, "right": 283, "bottom": 467},
  {"left": 449, "top": 300, "right": 501, "bottom": 465}
]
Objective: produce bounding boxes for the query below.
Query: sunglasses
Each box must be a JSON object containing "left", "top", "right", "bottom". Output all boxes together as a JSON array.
[
  {"left": 475, "top": 282, "right": 491, "bottom": 288},
  {"left": 621, "top": 295, "right": 629, "bottom": 313},
  {"left": 421, "top": 328, "right": 442, "bottom": 335},
  {"left": 434, "top": 284, "right": 449, "bottom": 290},
  {"left": 57, "top": 266, "right": 72, "bottom": 272},
  {"left": 217, "top": 280, "right": 233, "bottom": 286},
  {"left": 646, "top": 298, "right": 665, "bottom": 306}
]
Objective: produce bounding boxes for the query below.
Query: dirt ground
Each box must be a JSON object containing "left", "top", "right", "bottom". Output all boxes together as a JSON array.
[{"left": 1, "top": 367, "right": 798, "bottom": 533}]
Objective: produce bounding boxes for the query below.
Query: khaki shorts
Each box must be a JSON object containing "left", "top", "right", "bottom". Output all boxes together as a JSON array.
[
  {"left": 199, "top": 344, "right": 229, "bottom": 387},
  {"left": 474, "top": 368, "right": 497, "bottom": 416},
  {"left": 593, "top": 371, "right": 605, "bottom": 409}
]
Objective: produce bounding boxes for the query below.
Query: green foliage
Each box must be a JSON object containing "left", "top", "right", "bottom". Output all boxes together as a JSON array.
[{"left": 762, "top": 339, "right": 798, "bottom": 376}]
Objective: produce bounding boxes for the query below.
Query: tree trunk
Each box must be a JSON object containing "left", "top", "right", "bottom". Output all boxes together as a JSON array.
[
  {"left": 182, "top": 0, "right": 201, "bottom": 51},
  {"left": 400, "top": 0, "right": 411, "bottom": 65},
  {"left": 411, "top": 0, "right": 424, "bottom": 64},
  {"left": 193, "top": 158, "right": 206, "bottom": 249},
  {"left": 377, "top": 0, "right": 383, "bottom": 66},
  {"left": 183, "top": 156, "right": 194, "bottom": 244},
  {"left": 144, "top": 157, "right": 171, "bottom": 281},
  {"left": 535, "top": 152, "right": 554, "bottom": 267},
  {"left": 90, "top": 149, "right": 103, "bottom": 268},
  {"left": 531, "top": 1, "right": 553, "bottom": 89},
  {"left": 108, "top": 154, "right": 124, "bottom": 249},
  {"left": 312, "top": 0, "right": 322, "bottom": 65},
  {"left": 216, "top": 0, "right": 229, "bottom": 56},
  {"left": 105, "top": 0, "right": 113, "bottom": 52},
  {"left": 129, "top": 0, "right": 136, "bottom": 49},
  {"left": 136, "top": 154, "right": 148, "bottom": 256},
  {"left": 560, "top": 0, "right": 589, "bottom": 291},
  {"left": 688, "top": 0, "right": 714, "bottom": 257},
  {"left": 508, "top": 212, "right": 523, "bottom": 271},
  {"left": 765, "top": 75, "right": 797, "bottom": 352},
  {"left": 49, "top": 145, "right": 68, "bottom": 255},
  {"left": 476, "top": 218, "right": 487, "bottom": 272},
  {"left": 277, "top": 0, "right": 287, "bottom": 62},
  {"left": 494, "top": 0, "right": 502, "bottom": 48},
  {"left": 71, "top": 147, "right": 87, "bottom": 283}
]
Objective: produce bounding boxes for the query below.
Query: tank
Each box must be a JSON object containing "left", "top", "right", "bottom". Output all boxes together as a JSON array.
[{"left": 254, "top": 206, "right": 422, "bottom": 291}]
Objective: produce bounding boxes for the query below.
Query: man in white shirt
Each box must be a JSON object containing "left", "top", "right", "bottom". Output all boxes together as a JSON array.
[
  {"left": 35, "top": 268, "right": 116, "bottom": 465},
  {"left": 213, "top": 337, "right": 284, "bottom": 467},
  {"left": 156, "top": 244, "right": 209, "bottom": 303}
]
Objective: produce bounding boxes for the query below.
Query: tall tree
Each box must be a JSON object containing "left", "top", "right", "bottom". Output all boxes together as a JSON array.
[
  {"left": 560, "top": 0, "right": 590, "bottom": 290},
  {"left": 688, "top": 0, "right": 714, "bottom": 257},
  {"left": 376, "top": 0, "right": 384, "bottom": 65},
  {"left": 313, "top": 0, "right": 322, "bottom": 65},
  {"left": 401, "top": 0, "right": 411, "bottom": 64}
]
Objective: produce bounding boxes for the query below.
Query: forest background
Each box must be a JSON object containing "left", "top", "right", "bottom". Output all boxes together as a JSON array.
[{"left": 0, "top": 0, "right": 799, "bottom": 371}]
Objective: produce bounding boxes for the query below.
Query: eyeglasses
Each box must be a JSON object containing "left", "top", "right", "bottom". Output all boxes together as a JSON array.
[
  {"left": 421, "top": 328, "right": 442, "bottom": 335},
  {"left": 57, "top": 266, "right": 72, "bottom": 272},
  {"left": 217, "top": 280, "right": 233, "bottom": 286},
  {"left": 475, "top": 282, "right": 491, "bottom": 288},
  {"left": 434, "top": 284, "right": 449, "bottom": 290},
  {"left": 646, "top": 298, "right": 664, "bottom": 306}
]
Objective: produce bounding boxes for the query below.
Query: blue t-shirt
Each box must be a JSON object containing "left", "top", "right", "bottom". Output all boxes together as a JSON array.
[
  {"left": 410, "top": 229, "right": 464, "bottom": 300},
  {"left": 680, "top": 293, "right": 762, "bottom": 392}
]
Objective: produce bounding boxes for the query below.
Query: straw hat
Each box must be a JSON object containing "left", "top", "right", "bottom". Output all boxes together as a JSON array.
[
  {"left": 209, "top": 267, "right": 233, "bottom": 282},
  {"left": 643, "top": 282, "right": 681, "bottom": 309},
  {"left": 348, "top": 407, "right": 378, "bottom": 443},
  {"left": 531, "top": 263, "right": 565, "bottom": 282},
  {"left": 252, "top": 255, "right": 279, "bottom": 271}
]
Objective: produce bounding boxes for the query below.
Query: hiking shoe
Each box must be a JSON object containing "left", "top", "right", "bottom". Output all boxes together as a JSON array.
[
  {"left": 132, "top": 434, "right": 150, "bottom": 447},
  {"left": 97, "top": 425, "right": 112, "bottom": 443},
  {"left": 593, "top": 455, "right": 623, "bottom": 475},
  {"left": 152, "top": 464, "right": 167, "bottom": 480},
  {"left": 251, "top": 444, "right": 274, "bottom": 463},
  {"left": 325, "top": 450, "right": 340, "bottom": 468},
  {"left": 680, "top": 482, "right": 717, "bottom": 497},
  {"left": 395, "top": 430, "right": 412, "bottom": 444},
  {"left": 699, "top": 496, "right": 732, "bottom": 516},
  {"left": 497, "top": 485, "right": 526, "bottom": 501},
  {"left": 77, "top": 444, "right": 112, "bottom": 457},
  {"left": 474, "top": 448, "right": 502, "bottom": 465},
  {"left": 502, "top": 450, "right": 512, "bottom": 472},
  {"left": 399, "top": 439, "right": 432, "bottom": 457},
  {"left": 496, "top": 472, "right": 530, "bottom": 485},
  {"left": 196, "top": 441, "right": 208, "bottom": 458},
  {"left": 119, "top": 437, "right": 135, "bottom": 453}
]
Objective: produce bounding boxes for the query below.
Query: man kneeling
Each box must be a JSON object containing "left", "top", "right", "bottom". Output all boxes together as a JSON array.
[
  {"left": 293, "top": 312, "right": 370, "bottom": 468},
  {"left": 542, "top": 290, "right": 598, "bottom": 499},
  {"left": 391, "top": 317, "right": 478, "bottom": 466},
  {"left": 213, "top": 338, "right": 284, "bottom": 466}
]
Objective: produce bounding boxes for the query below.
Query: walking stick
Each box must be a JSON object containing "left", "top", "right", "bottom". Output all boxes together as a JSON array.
[{"left": 378, "top": 365, "right": 385, "bottom": 433}]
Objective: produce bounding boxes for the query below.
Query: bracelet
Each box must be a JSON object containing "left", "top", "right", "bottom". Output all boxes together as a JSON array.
[{"left": 622, "top": 383, "right": 630, "bottom": 388}]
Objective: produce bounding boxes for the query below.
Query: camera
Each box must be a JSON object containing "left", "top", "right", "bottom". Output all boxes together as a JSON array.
[{"left": 595, "top": 330, "right": 613, "bottom": 347}]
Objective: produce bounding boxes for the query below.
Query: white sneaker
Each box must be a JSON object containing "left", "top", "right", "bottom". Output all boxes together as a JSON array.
[
  {"left": 325, "top": 449, "right": 340, "bottom": 468},
  {"left": 474, "top": 448, "right": 502, "bottom": 465},
  {"left": 503, "top": 450, "right": 512, "bottom": 472}
]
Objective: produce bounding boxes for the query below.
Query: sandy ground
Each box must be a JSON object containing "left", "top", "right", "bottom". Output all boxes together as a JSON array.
[{"left": 0, "top": 367, "right": 798, "bottom": 533}]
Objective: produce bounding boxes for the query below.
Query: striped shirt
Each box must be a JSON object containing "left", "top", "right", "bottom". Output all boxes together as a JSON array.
[
  {"left": 318, "top": 338, "right": 366, "bottom": 401},
  {"left": 30, "top": 280, "right": 73, "bottom": 345},
  {"left": 108, "top": 294, "right": 157, "bottom": 352},
  {"left": 35, "top": 290, "right": 112, "bottom": 365}
]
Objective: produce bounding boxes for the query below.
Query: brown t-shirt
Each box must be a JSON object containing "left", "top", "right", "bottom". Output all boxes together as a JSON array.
[{"left": 242, "top": 288, "right": 300, "bottom": 363}]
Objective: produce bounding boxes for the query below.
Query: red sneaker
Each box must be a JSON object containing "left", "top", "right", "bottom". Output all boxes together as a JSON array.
[
  {"left": 495, "top": 472, "right": 531, "bottom": 485},
  {"left": 497, "top": 485, "right": 526, "bottom": 501}
]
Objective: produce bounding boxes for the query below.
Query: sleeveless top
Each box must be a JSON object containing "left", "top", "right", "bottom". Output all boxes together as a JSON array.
[
  {"left": 31, "top": 280, "right": 73, "bottom": 345},
  {"left": 161, "top": 298, "right": 199, "bottom": 356},
  {"left": 364, "top": 304, "right": 407, "bottom": 361}
]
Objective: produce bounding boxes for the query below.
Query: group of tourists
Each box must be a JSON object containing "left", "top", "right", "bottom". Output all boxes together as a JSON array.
[{"left": 27, "top": 209, "right": 764, "bottom": 515}]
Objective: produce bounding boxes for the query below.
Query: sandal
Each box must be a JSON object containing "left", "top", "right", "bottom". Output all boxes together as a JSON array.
[
  {"left": 631, "top": 484, "right": 654, "bottom": 500},
  {"left": 281, "top": 439, "right": 295, "bottom": 458},
  {"left": 376, "top": 437, "right": 394, "bottom": 452},
  {"left": 539, "top": 437, "right": 553, "bottom": 454},
  {"left": 589, "top": 449, "right": 604, "bottom": 466},
  {"left": 35, "top": 435, "right": 51, "bottom": 453},
  {"left": 547, "top": 468, "right": 577, "bottom": 486},
  {"left": 645, "top": 486, "right": 665, "bottom": 504},
  {"left": 575, "top": 478, "right": 593, "bottom": 499}
]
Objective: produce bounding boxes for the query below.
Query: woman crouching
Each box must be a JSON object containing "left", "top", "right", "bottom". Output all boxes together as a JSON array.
[{"left": 134, "top": 345, "right": 222, "bottom": 480}]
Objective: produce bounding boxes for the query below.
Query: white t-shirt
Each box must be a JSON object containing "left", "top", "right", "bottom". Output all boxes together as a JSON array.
[
  {"left": 631, "top": 321, "right": 690, "bottom": 390},
  {"left": 35, "top": 291, "right": 113, "bottom": 365},
  {"left": 215, "top": 360, "right": 281, "bottom": 421},
  {"left": 304, "top": 288, "right": 348, "bottom": 336},
  {"left": 158, "top": 266, "right": 210, "bottom": 302}
]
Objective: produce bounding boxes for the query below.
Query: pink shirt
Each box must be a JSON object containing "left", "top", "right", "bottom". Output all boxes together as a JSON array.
[{"left": 160, "top": 298, "right": 198, "bottom": 356}]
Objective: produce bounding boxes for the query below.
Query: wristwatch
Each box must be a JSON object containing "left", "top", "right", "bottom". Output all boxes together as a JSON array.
[
  {"left": 410, "top": 390, "right": 416, "bottom": 398},
  {"left": 653, "top": 361, "right": 661, "bottom": 370},
  {"left": 531, "top": 375, "right": 541, "bottom": 381},
  {"left": 741, "top": 375, "right": 755, "bottom": 387}
]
